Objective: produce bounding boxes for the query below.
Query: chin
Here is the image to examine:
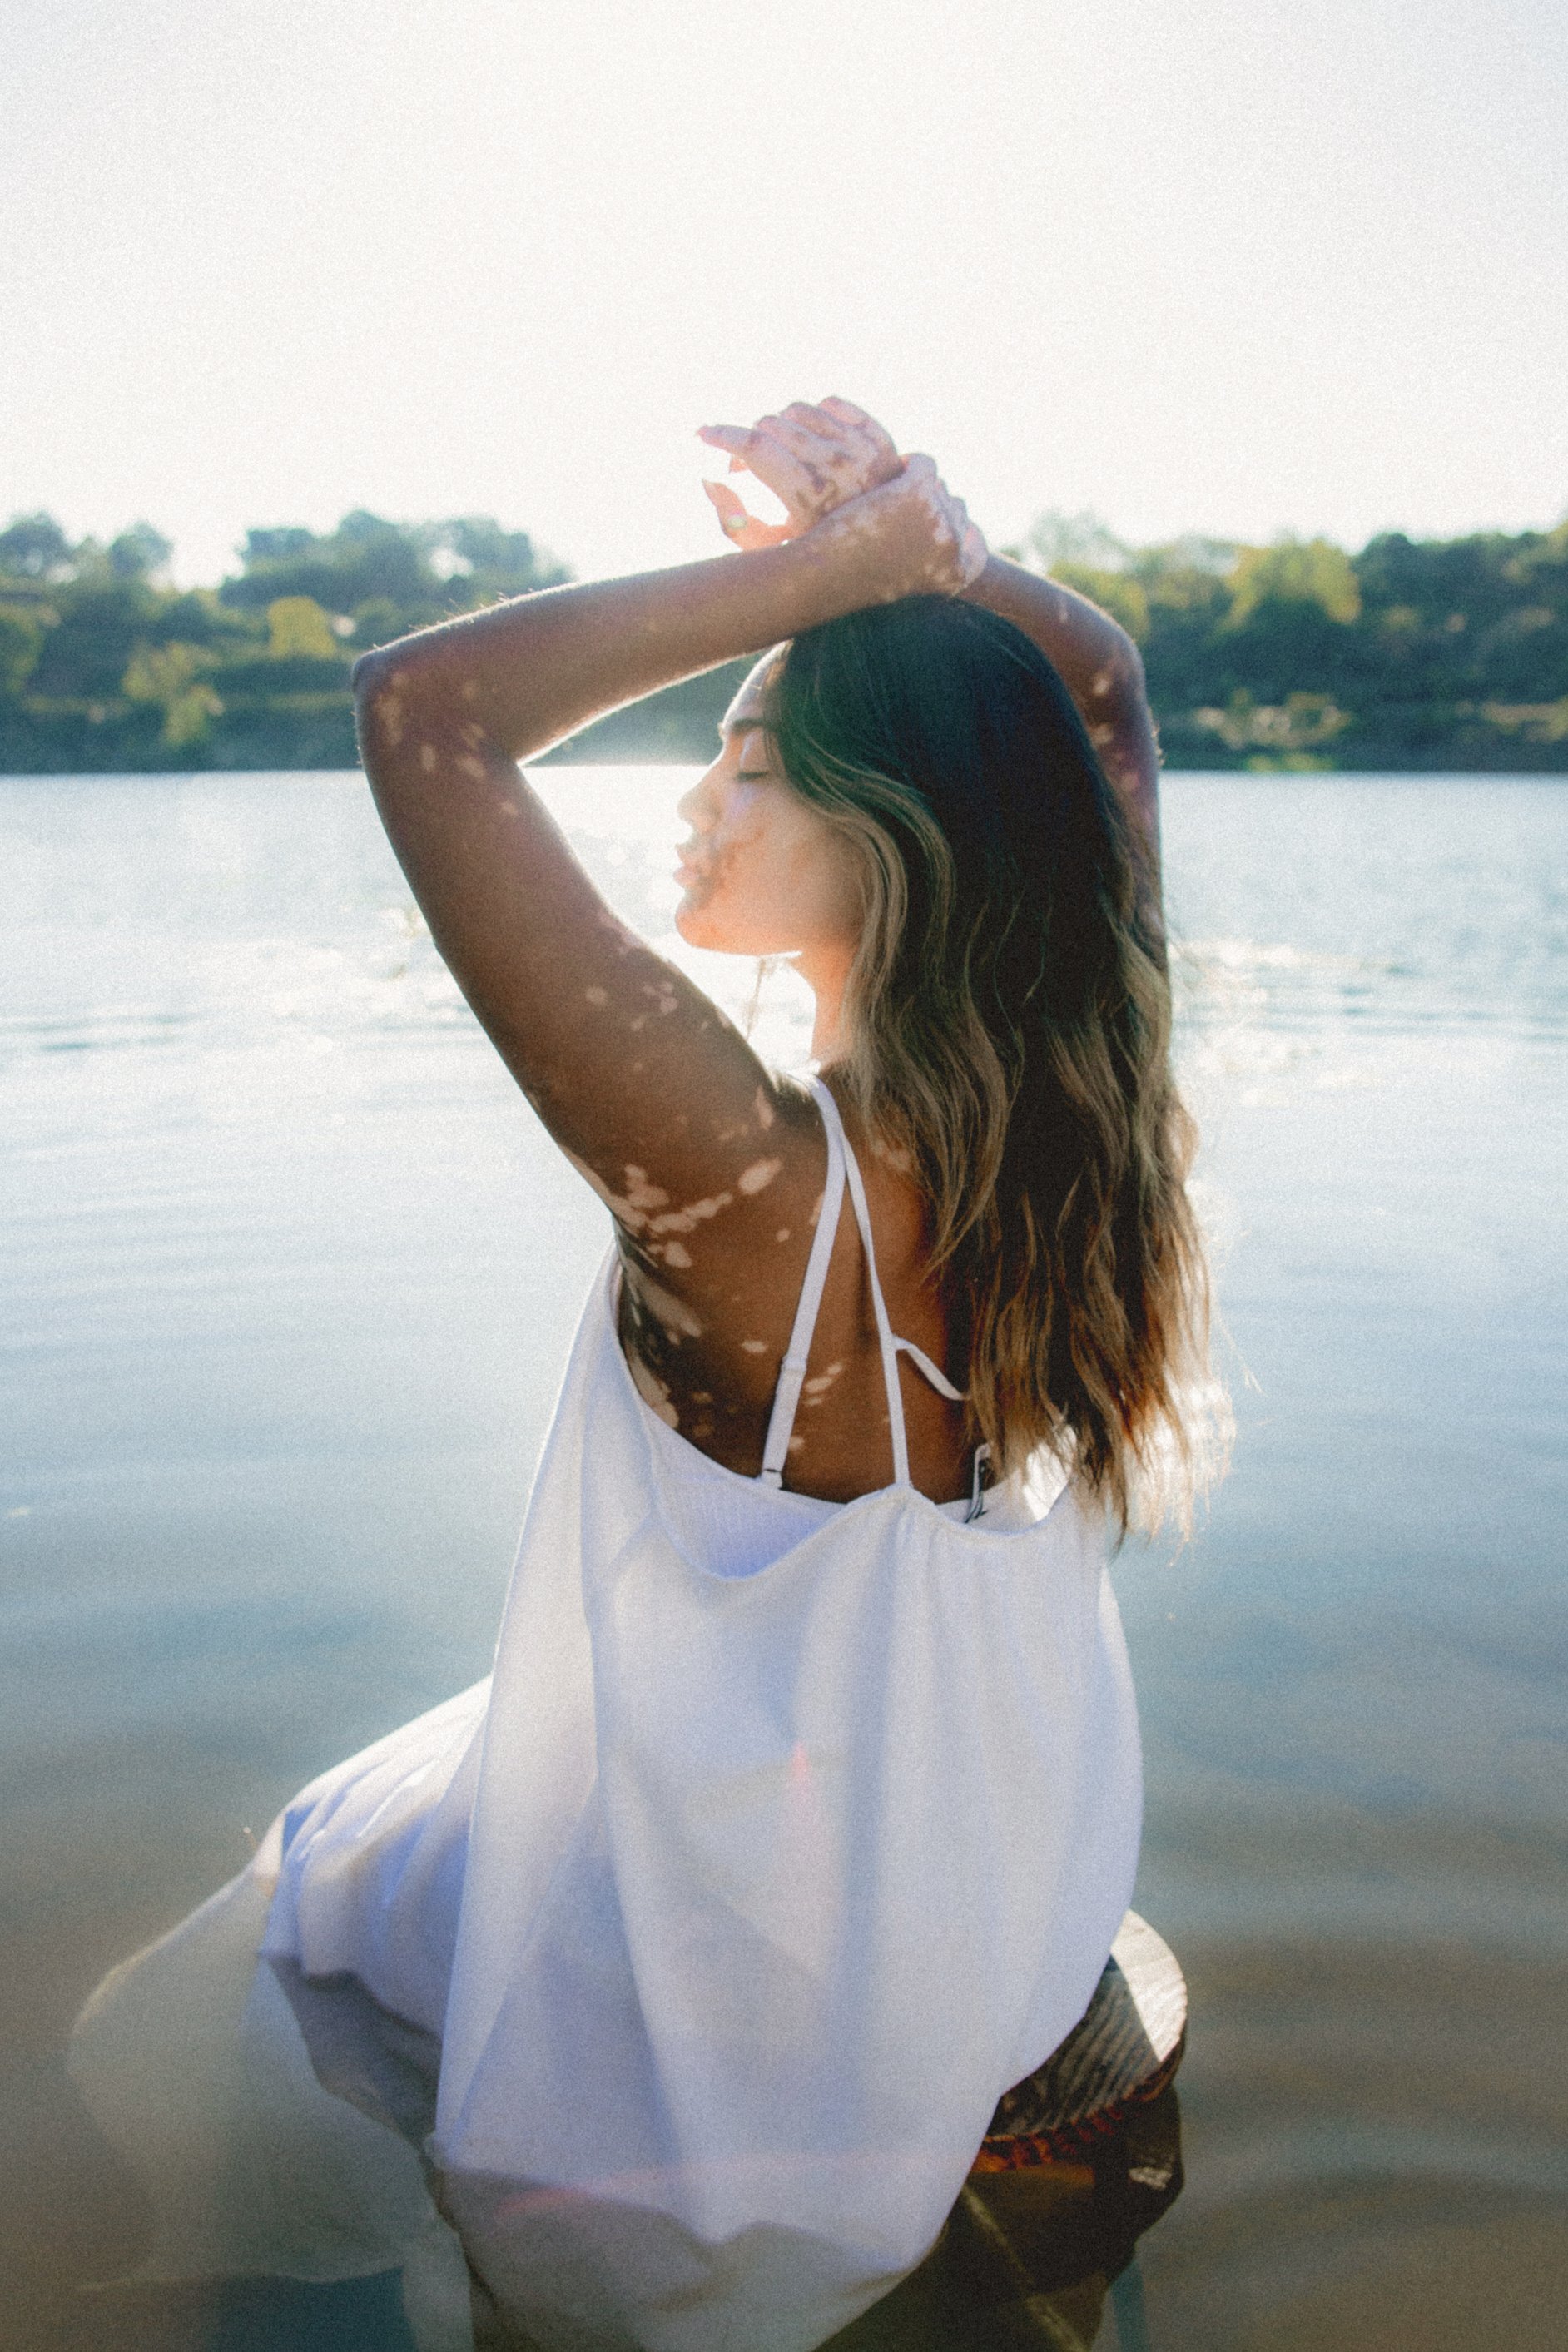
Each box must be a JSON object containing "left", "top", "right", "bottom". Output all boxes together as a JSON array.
[{"left": 676, "top": 902, "right": 739, "bottom": 954}]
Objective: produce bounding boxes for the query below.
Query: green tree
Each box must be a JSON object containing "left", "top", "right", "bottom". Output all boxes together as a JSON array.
[
  {"left": 1053, "top": 563, "right": 1150, "bottom": 642},
  {"left": 241, "top": 527, "right": 318, "bottom": 566},
  {"left": 1228, "top": 537, "right": 1362, "bottom": 628},
  {"left": 32, "top": 580, "right": 156, "bottom": 699},
  {"left": 267, "top": 595, "right": 340, "bottom": 661},
  {"left": 122, "top": 643, "right": 222, "bottom": 747},
  {"left": 0, "top": 606, "right": 44, "bottom": 700},
  {"left": 436, "top": 516, "right": 571, "bottom": 593},
  {"left": 107, "top": 522, "right": 174, "bottom": 583},
  {"left": 1012, "top": 511, "right": 1133, "bottom": 573},
  {"left": 0, "top": 512, "right": 73, "bottom": 583}
]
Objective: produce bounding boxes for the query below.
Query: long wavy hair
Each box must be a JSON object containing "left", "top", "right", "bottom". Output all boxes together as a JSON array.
[{"left": 767, "top": 598, "right": 1225, "bottom": 1536}]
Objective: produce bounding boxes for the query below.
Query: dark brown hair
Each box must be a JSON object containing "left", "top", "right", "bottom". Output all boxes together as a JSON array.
[{"left": 772, "top": 598, "right": 1225, "bottom": 1533}]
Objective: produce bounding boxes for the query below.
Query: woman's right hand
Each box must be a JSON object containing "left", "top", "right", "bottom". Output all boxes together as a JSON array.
[
  {"left": 813, "top": 452, "right": 990, "bottom": 601},
  {"left": 697, "top": 397, "right": 903, "bottom": 546},
  {"left": 699, "top": 398, "right": 986, "bottom": 598}
]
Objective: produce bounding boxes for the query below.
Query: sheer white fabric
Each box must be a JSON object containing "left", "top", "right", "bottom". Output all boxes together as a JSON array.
[{"left": 70, "top": 1082, "right": 1143, "bottom": 2352}]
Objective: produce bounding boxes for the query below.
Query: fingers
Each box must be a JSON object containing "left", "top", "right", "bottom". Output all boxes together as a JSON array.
[
  {"left": 701, "top": 479, "right": 796, "bottom": 551},
  {"left": 702, "top": 401, "right": 892, "bottom": 455},
  {"left": 740, "top": 519, "right": 800, "bottom": 549},
  {"left": 777, "top": 400, "right": 844, "bottom": 434},
  {"left": 820, "top": 395, "right": 885, "bottom": 438},
  {"left": 733, "top": 431, "right": 829, "bottom": 523},
  {"left": 818, "top": 396, "right": 900, "bottom": 462},
  {"left": 697, "top": 424, "right": 756, "bottom": 461},
  {"left": 700, "top": 419, "right": 819, "bottom": 510},
  {"left": 774, "top": 402, "right": 899, "bottom": 479},
  {"left": 702, "top": 479, "right": 762, "bottom": 546},
  {"left": 698, "top": 402, "right": 911, "bottom": 541}
]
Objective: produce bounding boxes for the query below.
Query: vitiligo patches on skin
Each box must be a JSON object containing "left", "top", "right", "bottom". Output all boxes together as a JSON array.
[
  {"left": 620, "top": 1167, "right": 671, "bottom": 1213},
  {"left": 737, "top": 1158, "right": 782, "bottom": 1195},
  {"left": 648, "top": 1193, "right": 734, "bottom": 1238},
  {"left": 584, "top": 986, "right": 608, "bottom": 1007},
  {"left": 628, "top": 1353, "right": 680, "bottom": 1429},
  {"left": 628, "top": 1273, "right": 704, "bottom": 1342},
  {"left": 419, "top": 743, "right": 439, "bottom": 772},
  {"left": 742, "top": 1340, "right": 767, "bottom": 1355},
  {"left": 564, "top": 1151, "right": 687, "bottom": 1241}
]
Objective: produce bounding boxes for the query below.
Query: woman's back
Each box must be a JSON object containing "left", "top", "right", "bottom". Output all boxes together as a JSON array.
[{"left": 617, "top": 1077, "right": 976, "bottom": 1507}]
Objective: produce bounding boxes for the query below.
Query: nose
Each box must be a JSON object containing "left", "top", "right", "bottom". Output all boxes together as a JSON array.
[{"left": 677, "top": 761, "right": 723, "bottom": 831}]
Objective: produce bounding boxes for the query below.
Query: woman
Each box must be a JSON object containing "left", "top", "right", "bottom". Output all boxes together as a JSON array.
[{"left": 72, "top": 401, "right": 1218, "bottom": 2351}]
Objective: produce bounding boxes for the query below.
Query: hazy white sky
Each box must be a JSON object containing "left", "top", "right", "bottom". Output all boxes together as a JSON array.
[{"left": 5, "top": 0, "right": 1565, "bottom": 585}]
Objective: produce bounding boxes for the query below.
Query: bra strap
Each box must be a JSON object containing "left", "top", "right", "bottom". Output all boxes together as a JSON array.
[
  {"left": 894, "top": 1335, "right": 965, "bottom": 1402},
  {"left": 816, "top": 1083, "right": 914, "bottom": 1488},
  {"left": 757, "top": 1079, "right": 848, "bottom": 1487}
]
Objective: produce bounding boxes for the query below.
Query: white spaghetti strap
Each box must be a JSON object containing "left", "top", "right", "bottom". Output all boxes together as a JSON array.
[
  {"left": 757, "top": 1079, "right": 848, "bottom": 1486},
  {"left": 816, "top": 1085, "right": 914, "bottom": 1488},
  {"left": 894, "top": 1336, "right": 965, "bottom": 1402},
  {"left": 762, "top": 1079, "right": 968, "bottom": 1493}
]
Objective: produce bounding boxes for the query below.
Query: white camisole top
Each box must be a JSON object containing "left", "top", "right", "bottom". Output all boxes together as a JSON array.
[{"left": 70, "top": 1079, "right": 1144, "bottom": 2352}]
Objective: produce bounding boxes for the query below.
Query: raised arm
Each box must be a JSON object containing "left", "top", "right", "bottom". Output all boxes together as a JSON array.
[
  {"left": 349, "top": 456, "right": 980, "bottom": 1348},
  {"left": 961, "top": 557, "right": 1161, "bottom": 876},
  {"left": 700, "top": 402, "right": 1162, "bottom": 896}
]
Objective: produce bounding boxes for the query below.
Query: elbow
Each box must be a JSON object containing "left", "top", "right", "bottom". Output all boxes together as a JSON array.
[
  {"left": 351, "top": 643, "right": 424, "bottom": 780},
  {"left": 351, "top": 643, "right": 397, "bottom": 711},
  {"left": 352, "top": 642, "right": 429, "bottom": 762},
  {"left": 1112, "top": 628, "right": 1146, "bottom": 693}
]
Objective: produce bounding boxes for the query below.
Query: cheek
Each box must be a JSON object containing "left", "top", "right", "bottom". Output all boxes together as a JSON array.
[
  {"left": 707, "top": 790, "right": 788, "bottom": 902},
  {"left": 680, "top": 786, "right": 860, "bottom": 953}
]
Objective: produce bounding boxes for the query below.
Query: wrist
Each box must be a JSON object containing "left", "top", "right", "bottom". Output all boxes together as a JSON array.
[
  {"left": 801, "top": 494, "right": 925, "bottom": 608},
  {"left": 764, "top": 514, "right": 893, "bottom": 626}
]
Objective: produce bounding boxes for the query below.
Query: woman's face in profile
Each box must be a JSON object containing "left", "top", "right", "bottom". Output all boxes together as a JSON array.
[{"left": 673, "top": 672, "right": 861, "bottom": 963}]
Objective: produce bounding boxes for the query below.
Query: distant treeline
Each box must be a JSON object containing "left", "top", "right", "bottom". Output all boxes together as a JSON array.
[{"left": 1, "top": 504, "right": 1565, "bottom": 774}]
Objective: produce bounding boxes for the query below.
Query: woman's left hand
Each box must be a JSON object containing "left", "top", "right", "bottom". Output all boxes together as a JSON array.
[{"left": 697, "top": 398, "right": 904, "bottom": 548}]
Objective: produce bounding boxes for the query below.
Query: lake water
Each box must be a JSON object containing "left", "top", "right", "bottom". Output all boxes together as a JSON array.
[{"left": 3, "top": 770, "right": 1566, "bottom": 2350}]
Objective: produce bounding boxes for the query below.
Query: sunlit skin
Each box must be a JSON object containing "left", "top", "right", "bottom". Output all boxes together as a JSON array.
[
  {"left": 352, "top": 395, "right": 1163, "bottom": 1499},
  {"left": 674, "top": 662, "right": 861, "bottom": 1061}
]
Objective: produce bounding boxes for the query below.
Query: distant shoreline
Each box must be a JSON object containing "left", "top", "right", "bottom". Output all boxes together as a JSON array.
[{"left": 3, "top": 507, "right": 1566, "bottom": 775}]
